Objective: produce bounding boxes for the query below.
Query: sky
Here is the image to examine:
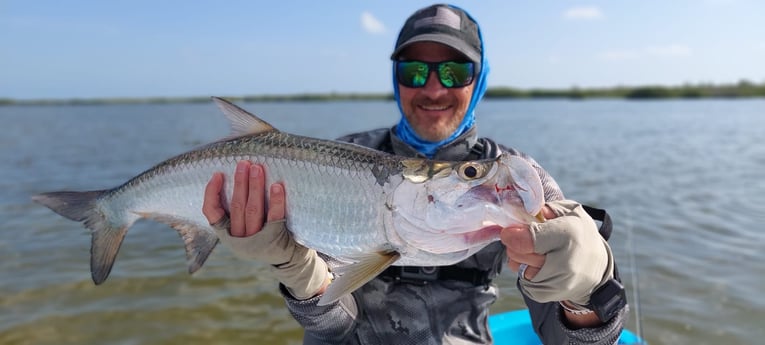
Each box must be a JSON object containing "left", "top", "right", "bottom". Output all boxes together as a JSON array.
[{"left": 2, "top": 0, "right": 764, "bottom": 100}]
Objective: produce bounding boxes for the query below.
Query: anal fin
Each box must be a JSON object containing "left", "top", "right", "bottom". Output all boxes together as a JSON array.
[{"left": 136, "top": 212, "right": 219, "bottom": 274}]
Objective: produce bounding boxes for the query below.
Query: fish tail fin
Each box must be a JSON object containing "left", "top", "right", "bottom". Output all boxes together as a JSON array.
[
  {"left": 32, "top": 191, "right": 104, "bottom": 222},
  {"left": 33, "top": 190, "right": 132, "bottom": 284}
]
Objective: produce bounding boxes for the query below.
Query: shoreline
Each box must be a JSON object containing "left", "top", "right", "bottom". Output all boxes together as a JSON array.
[{"left": 3, "top": 81, "right": 764, "bottom": 106}]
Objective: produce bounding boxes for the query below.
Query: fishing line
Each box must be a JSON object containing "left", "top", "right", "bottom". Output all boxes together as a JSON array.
[{"left": 624, "top": 210, "right": 645, "bottom": 343}]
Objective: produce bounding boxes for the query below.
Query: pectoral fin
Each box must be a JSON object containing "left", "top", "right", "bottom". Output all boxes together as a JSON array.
[{"left": 317, "top": 251, "right": 400, "bottom": 306}]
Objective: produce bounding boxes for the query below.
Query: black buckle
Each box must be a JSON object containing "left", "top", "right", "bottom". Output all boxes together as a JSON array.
[
  {"left": 396, "top": 266, "right": 439, "bottom": 285},
  {"left": 439, "top": 266, "right": 492, "bottom": 285},
  {"left": 380, "top": 266, "right": 492, "bottom": 286}
]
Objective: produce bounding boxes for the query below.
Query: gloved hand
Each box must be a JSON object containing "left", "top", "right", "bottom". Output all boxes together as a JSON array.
[
  {"left": 212, "top": 216, "right": 331, "bottom": 300},
  {"left": 514, "top": 199, "right": 615, "bottom": 308},
  {"left": 203, "top": 161, "right": 331, "bottom": 301}
]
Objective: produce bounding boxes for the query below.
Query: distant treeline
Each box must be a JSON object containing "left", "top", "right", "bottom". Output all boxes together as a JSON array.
[
  {"left": 2, "top": 80, "right": 764, "bottom": 106},
  {"left": 484, "top": 80, "right": 765, "bottom": 99},
  {"left": 0, "top": 93, "right": 393, "bottom": 106}
]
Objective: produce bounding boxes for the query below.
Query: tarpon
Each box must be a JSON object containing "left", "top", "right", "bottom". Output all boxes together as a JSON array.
[{"left": 32, "top": 97, "right": 545, "bottom": 305}]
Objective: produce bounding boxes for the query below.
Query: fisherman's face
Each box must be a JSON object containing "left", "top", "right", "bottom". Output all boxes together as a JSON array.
[{"left": 397, "top": 42, "right": 475, "bottom": 142}]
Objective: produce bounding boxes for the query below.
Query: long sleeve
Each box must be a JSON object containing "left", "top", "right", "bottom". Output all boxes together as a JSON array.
[
  {"left": 510, "top": 148, "right": 628, "bottom": 344},
  {"left": 278, "top": 128, "right": 627, "bottom": 344},
  {"left": 281, "top": 284, "right": 360, "bottom": 344},
  {"left": 523, "top": 289, "right": 628, "bottom": 345}
]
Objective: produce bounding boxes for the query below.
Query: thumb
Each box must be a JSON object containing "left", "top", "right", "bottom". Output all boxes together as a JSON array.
[{"left": 529, "top": 200, "right": 593, "bottom": 254}]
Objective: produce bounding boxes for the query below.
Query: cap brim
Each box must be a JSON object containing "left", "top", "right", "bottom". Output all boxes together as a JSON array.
[{"left": 390, "top": 33, "right": 481, "bottom": 63}]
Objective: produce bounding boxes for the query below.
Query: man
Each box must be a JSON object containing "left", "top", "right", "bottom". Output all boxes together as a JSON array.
[{"left": 203, "top": 4, "right": 627, "bottom": 344}]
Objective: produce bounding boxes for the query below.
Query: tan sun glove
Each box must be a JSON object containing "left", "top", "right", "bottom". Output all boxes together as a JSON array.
[
  {"left": 519, "top": 199, "right": 615, "bottom": 307},
  {"left": 212, "top": 217, "right": 330, "bottom": 300}
]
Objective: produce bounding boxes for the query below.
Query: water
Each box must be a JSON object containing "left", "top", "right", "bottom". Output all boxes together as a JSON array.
[{"left": 1, "top": 99, "right": 763, "bottom": 345}]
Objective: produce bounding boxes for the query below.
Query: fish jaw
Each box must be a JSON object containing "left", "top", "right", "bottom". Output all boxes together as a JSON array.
[
  {"left": 390, "top": 154, "right": 545, "bottom": 258},
  {"left": 499, "top": 154, "right": 545, "bottom": 217}
]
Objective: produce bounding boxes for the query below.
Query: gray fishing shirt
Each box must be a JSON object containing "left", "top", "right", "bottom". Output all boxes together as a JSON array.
[{"left": 280, "top": 127, "right": 627, "bottom": 344}]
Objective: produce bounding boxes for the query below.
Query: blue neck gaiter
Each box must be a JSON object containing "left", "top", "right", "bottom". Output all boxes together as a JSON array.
[{"left": 392, "top": 8, "right": 489, "bottom": 158}]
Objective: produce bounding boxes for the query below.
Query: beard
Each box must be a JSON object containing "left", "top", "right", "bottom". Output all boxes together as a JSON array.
[{"left": 405, "top": 95, "right": 466, "bottom": 142}]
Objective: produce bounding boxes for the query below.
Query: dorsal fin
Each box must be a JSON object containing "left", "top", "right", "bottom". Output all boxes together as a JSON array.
[{"left": 211, "top": 96, "right": 277, "bottom": 136}]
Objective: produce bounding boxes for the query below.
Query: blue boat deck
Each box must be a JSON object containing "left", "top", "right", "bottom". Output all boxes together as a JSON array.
[{"left": 488, "top": 309, "right": 644, "bottom": 344}]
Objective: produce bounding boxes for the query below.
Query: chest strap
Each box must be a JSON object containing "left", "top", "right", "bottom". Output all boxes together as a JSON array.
[{"left": 379, "top": 265, "right": 492, "bottom": 286}]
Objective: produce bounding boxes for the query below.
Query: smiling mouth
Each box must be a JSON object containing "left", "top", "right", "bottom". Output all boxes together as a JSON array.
[{"left": 419, "top": 104, "right": 451, "bottom": 111}]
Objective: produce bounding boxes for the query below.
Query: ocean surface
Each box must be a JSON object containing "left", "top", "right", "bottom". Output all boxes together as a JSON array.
[{"left": 1, "top": 99, "right": 763, "bottom": 345}]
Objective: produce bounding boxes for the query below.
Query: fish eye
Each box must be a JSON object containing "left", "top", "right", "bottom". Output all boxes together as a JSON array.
[
  {"left": 464, "top": 166, "right": 478, "bottom": 178},
  {"left": 458, "top": 162, "right": 485, "bottom": 180}
]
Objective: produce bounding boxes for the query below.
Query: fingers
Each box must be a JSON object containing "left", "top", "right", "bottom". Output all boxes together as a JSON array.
[
  {"left": 506, "top": 254, "right": 545, "bottom": 280},
  {"left": 244, "top": 164, "right": 266, "bottom": 236},
  {"left": 267, "top": 183, "right": 286, "bottom": 222},
  {"left": 541, "top": 204, "right": 557, "bottom": 220},
  {"left": 508, "top": 259, "right": 541, "bottom": 280},
  {"left": 503, "top": 202, "right": 581, "bottom": 281},
  {"left": 506, "top": 251, "right": 545, "bottom": 268},
  {"left": 500, "top": 205, "right": 556, "bottom": 252},
  {"left": 227, "top": 161, "right": 285, "bottom": 237},
  {"left": 500, "top": 225, "right": 535, "bottom": 254},
  {"left": 229, "top": 161, "right": 252, "bottom": 237},
  {"left": 502, "top": 224, "right": 545, "bottom": 280},
  {"left": 202, "top": 172, "right": 227, "bottom": 224}
]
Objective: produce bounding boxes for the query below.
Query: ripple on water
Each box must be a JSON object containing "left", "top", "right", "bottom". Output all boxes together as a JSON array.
[
  {"left": 3, "top": 100, "right": 765, "bottom": 345},
  {"left": 0, "top": 270, "right": 304, "bottom": 345}
]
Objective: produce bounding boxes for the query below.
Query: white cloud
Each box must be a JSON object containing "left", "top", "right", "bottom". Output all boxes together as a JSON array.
[
  {"left": 703, "top": 0, "right": 736, "bottom": 6},
  {"left": 563, "top": 6, "right": 604, "bottom": 20},
  {"left": 645, "top": 44, "right": 692, "bottom": 57},
  {"left": 597, "top": 45, "right": 692, "bottom": 61},
  {"left": 547, "top": 55, "right": 561, "bottom": 64},
  {"left": 597, "top": 50, "right": 639, "bottom": 61},
  {"left": 361, "top": 11, "right": 386, "bottom": 34}
]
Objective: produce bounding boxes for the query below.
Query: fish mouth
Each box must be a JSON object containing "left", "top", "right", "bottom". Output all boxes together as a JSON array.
[{"left": 497, "top": 154, "right": 545, "bottom": 216}]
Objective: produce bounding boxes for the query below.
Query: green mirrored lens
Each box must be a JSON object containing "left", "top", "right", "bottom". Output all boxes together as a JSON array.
[
  {"left": 396, "top": 61, "right": 475, "bottom": 88},
  {"left": 438, "top": 62, "right": 473, "bottom": 88},
  {"left": 398, "top": 61, "right": 429, "bottom": 87}
]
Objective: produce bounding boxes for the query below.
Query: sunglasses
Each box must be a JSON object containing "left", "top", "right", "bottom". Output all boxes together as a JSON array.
[{"left": 395, "top": 60, "right": 475, "bottom": 88}]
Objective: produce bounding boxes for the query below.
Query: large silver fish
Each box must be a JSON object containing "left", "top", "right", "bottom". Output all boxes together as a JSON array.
[{"left": 33, "top": 97, "right": 545, "bottom": 305}]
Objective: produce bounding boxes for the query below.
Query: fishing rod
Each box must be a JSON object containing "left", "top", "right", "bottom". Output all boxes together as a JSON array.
[{"left": 624, "top": 213, "right": 645, "bottom": 343}]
